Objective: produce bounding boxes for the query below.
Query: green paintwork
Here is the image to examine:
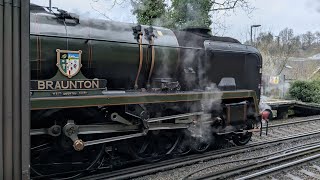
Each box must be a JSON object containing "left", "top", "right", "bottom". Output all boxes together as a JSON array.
[
  {"left": 30, "top": 35, "right": 179, "bottom": 89},
  {"left": 29, "top": 7, "right": 262, "bottom": 115},
  {"left": 31, "top": 90, "right": 259, "bottom": 113}
]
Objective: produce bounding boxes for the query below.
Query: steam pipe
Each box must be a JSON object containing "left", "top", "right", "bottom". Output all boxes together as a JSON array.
[
  {"left": 147, "top": 36, "right": 155, "bottom": 89},
  {"left": 134, "top": 34, "right": 143, "bottom": 89}
]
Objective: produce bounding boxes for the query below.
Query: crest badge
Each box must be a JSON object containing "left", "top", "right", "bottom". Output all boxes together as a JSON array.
[{"left": 56, "top": 49, "right": 82, "bottom": 78}]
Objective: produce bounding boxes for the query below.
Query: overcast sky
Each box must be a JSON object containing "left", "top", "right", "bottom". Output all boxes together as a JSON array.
[{"left": 31, "top": 0, "right": 320, "bottom": 42}]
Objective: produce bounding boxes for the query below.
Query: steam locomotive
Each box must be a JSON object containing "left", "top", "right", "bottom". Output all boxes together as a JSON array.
[{"left": 30, "top": 3, "right": 263, "bottom": 178}]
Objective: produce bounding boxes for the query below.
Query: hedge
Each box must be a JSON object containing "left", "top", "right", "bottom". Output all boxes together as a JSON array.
[{"left": 288, "top": 80, "right": 320, "bottom": 103}]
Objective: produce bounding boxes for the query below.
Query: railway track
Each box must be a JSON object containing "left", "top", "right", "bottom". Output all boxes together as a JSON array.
[
  {"left": 188, "top": 142, "right": 320, "bottom": 180},
  {"left": 237, "top": 154, "right": 320, "bottom": 180},
  {"left": 253, "top": 116, "right": 320, "bottom": 141},
  {"left": 267, "top": 116, "right": 320, "bottom": 128},
  {"left": 79, "top": 128, "right": 320, "bottom": 180}
]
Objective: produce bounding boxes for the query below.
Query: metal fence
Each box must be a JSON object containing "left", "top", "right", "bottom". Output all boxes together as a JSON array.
[{"left": 0, "top": 0, "right": 30, "bottom": 179}]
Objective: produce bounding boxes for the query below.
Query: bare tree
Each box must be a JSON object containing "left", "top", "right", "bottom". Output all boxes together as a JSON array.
[
  {"left": 256, "top": 28, "right": 300, "bottom": 76},
  {"left": 89, "top": 0, "right": 129, "bottom": 21},
  {"left": 301, "top": 31, "right": 316, "bottom": 48},
  {"left": 91, "top": 0, "right": 252, "bottom": 29},
  {"left": 278, "top": 28, "right": 294, "bottom": 45},
  {"left": 316, "top": 31, "right": 320, "bottom": 45},
  {"left": 211, "top": 0, "right": 252, "bottom": 12},
  {"left": 275, "top": 35, "right": 300, "bottom": 75}
]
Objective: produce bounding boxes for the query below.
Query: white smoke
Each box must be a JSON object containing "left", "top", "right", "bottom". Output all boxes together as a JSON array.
[
  {"left": 188, "top": 84, "right": 222, "bottom": 142},
  {"left": 259, "top": 95, "right": 271, "bottom": 112}
]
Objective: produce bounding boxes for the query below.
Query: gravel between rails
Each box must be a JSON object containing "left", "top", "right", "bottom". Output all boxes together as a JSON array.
[{"left": 135, "top": 116, "right": 320, "bottom": 180}]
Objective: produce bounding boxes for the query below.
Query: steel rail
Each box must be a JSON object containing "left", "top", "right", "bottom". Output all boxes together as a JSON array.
[
  {"left": 236, "top": 153, "right": 320, "bottom": 180},
  {"left": 194, "top": 144, "right": 320, "bottom": 180},
  {"left": 182, "top": 141, "right": 320, "bottom": 179},
  {"left": 77, "top": 130, "right": 320, "bottom": 180},
  {"left": 267, "top": 117, "right": 320, "bottom": 128}
]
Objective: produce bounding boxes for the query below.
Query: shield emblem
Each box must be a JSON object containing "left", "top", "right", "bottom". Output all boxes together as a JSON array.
[{"left": 56, "top": 49, "right": 82, "bottom": 78}]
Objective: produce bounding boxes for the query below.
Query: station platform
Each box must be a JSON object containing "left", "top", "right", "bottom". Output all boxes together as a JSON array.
[{"left": 263, "top": 99, "right": 320, "bottom": 119}]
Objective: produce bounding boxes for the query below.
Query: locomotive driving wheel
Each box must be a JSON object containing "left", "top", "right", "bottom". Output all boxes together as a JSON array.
[
  {"left": 191, "top": 135, "right": 213, "bottom": 153},
  {"left": 31, "top": 109, "right": 106, "bottom": 179},
  {"left": 127, "top": 130, "right": 181, "bottom": 162},
  {"left": 232, "top": 119, "right": 254, "bottom": 146},
  {"left": 174, "top": 133, "right": 192, "bottom": 156}
]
